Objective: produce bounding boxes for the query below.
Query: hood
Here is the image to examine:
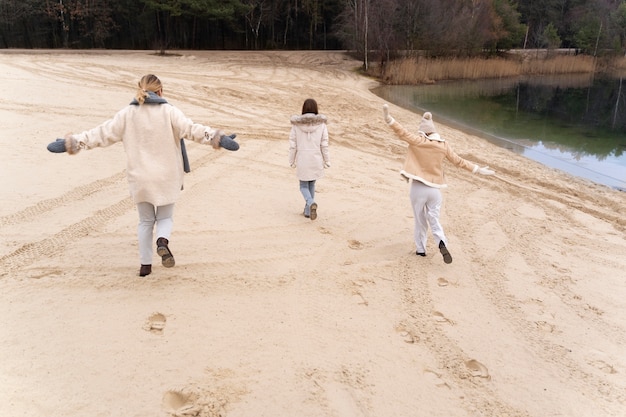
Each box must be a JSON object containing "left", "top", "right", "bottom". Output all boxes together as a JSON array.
[{"left": 290, "top": 113, "right": 327, "bottom": 133}]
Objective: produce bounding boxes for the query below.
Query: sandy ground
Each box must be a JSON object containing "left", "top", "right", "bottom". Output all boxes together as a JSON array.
[{"left": 1, "top": 50, "right": 625, "bottom": 417}]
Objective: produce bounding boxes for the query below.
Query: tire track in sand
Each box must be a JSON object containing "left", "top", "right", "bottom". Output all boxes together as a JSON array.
[
  {"left": 396, "top": 256, "right": 530, "bottom": 417},
  {"left": 0, "top": 171, "right": 126, "bottom": 227},
  {"left": 0, "top": 196, "right": 134, "bottom": 276}
]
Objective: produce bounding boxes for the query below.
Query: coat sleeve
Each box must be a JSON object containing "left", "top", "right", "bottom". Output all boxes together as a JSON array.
[
  {"left": 444, "top": 143, "right": 477, "bottom": 172},
  {"left": 387, "top": 119, "right": 426, "bottom": 146},
  {"left": 320, "top": 124, "right": 330, "bottom": 163},
  {"left": 72, "top": 109, "right": 126, "bottom": 149},
  {"left": 288, "top": 126, "right": 297, "bottom": 165},
  {"left": 170, "top": 106, "right": 220, "bottom": 144}
]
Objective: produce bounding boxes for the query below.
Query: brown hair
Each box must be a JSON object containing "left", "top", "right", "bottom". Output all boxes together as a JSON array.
[
  {"left": 135, "top": 74, "right": 163, "bottom": 105},
  {"left": 301, "top": 98, "right": 318, "bottom": 115}
]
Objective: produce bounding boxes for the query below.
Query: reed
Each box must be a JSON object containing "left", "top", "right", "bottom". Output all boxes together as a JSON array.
[
  {"left": 600, "top": 56, "right": 626, "bottom": 77},
  {"left": 380, "top": 55, "right": 598, "bottom": 85}
]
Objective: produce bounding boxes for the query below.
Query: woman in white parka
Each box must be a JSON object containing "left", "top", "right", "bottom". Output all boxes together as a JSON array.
[{"left": 288, "top": 98, "right": 330, "bottom": 220}]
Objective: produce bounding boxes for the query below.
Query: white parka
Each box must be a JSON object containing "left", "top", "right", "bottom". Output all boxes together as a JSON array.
[{"left": 288, "top": 113, "right": 330, "bottom": 181}]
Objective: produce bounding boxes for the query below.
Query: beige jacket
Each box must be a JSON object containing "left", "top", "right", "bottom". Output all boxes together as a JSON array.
[
  {"left": 387, "top": 118, "right": 477, "bottom": 188},
  {"left": 70, "top": 102, "right": 220, "bottom": 206}
]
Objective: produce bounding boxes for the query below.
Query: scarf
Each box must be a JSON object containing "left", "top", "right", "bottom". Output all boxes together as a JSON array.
[{"left": 129, "top": 91, "right": 168, "bottom": 105}]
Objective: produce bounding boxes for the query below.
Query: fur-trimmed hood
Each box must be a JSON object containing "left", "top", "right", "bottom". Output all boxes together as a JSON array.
[{"left": 290, "top": 113, "right": 327, "bottom": 124}]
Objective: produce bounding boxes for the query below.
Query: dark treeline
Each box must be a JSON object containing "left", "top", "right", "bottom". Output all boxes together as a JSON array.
[{"left": 2, "top": 1, "right": 626, "bottom": 59}]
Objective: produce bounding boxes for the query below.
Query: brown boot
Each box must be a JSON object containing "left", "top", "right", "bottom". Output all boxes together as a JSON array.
[
  {"left": 439, "top": 241, "right": 452, "bottom": 264},
  {"left": 309, "top": 202, "right": 318, "bottom": 220},
  {"left": 156, "top": 237, "right": 175, "bottom": 267},
  {"left": 139, "top": 264, "right": 152, "bottom": 277}
]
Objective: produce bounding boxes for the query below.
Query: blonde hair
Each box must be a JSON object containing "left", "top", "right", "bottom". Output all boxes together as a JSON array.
[{"left": 135, "top": 74, "right": 162, "bottom": 104}]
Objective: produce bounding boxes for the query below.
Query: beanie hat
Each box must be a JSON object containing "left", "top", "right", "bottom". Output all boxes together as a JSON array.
[
  {"left": 418, "top": 112, "right": 444, "bottom": 141},
  {"left": 418, "top": 112, "right": 436, "bottom": 134}
]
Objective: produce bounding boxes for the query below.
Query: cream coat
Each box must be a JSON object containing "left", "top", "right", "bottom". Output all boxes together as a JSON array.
[
  {"left": 288, "top": 113, "right": 330, "bottom": 181},
  {"left": 387, "top": 118, "right": 477, "bottom": 188},
  {"left": 71, "top": 102, "right": 219, "bottom": 206}
]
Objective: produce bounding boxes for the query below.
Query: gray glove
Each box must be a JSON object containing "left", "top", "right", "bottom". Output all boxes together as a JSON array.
[
  {"left": 206, "top": 131, "right": 239, "bottom": 151},
  {"left": 219, "top": 133, "right": 239, "bottom": 151},
  {"left": 47, "top": 138, "right": 66, "bottom": 153},
  {"left": 47, "top": 136, "right": 81, "bottom": 154}
]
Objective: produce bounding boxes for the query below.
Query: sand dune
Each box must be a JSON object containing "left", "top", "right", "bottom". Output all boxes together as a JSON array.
[{"left": 1, "top": 50, "right": 625, "bottom": 417}]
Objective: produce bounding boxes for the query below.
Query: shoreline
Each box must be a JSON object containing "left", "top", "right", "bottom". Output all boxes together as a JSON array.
[{"left": 372, "top": 83, "right": 626, "bottom": 191}]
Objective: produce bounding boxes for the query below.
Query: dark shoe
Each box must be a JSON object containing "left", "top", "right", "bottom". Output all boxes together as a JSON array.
[
  {"left": 156, "top": 237, "right": 175, "bottom": 268},
  {"left": 416, "top": 251, "right": 426, "bottom": 257},
  {"left": 439, "top": 241, "right": 452, "bottom": 264},
  {"left": 309, "top": 203, "right": 318, "bottom": 220},
  {"left": 139, "top": 264, "right": 152, "bottom": 277}
]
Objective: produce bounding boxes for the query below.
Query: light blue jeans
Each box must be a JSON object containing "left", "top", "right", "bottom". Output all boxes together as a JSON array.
[
  {"left": 137, "top": 202, "right": 174, "bottom": 265},
  {"left": 299, "top": 180, "right": 316, "bottom": 215}
]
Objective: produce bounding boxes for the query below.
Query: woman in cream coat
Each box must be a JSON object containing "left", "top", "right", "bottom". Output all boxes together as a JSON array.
[{"left": 50, "top": 74, "right": 236, "bottom": 277}]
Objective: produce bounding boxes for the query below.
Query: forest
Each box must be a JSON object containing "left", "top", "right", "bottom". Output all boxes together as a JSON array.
[{"left": 2, "top": 0, "right": 626, "bottom": 60}]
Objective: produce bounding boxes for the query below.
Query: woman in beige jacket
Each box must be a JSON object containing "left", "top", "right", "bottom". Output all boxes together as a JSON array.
[
  {"left": 382, "top": 104, "right": 494, "bottom": 264},
  {"left": 48, "top": 74, "right": 237, "bottom": 277}
]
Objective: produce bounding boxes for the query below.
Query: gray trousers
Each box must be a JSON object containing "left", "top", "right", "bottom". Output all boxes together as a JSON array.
[
  {"left": 137, "top": 202, "right": 174, "bottom": 265},
  {"left": 409, "top": 180, "right": 446, "bottom": 253}
]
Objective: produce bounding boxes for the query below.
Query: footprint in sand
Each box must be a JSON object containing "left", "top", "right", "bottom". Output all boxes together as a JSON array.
[
  {"left": 398, "top": 330, "right": 417, "bottom": 344},
  {"left": 424, "top": 369, "right": 451, "bottom": 389},
  {"left": 535, "top": 320, "right": 556, "bottom": 333},
  {"left": 437, "top": 277, "right": 460, "bottom": 287},
  {"left": 348, "top": 239, "right": 363, "bottom": 250},
  {"left": 589, "top": 360, "right": 617, "bottom": 374},
  {"left": 145, "top": 312, "right": 167, "bottom": 334},
  {"left": 162, "top": 390, "right": 197, "bottom": 416},
  {"left": 465, "top": 359, "right": 490, "bottom": 380},
  {"left": 432, "top": 310, "right": 454, "bottom": 325}
]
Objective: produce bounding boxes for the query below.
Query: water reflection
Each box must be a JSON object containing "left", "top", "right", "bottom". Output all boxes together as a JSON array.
[{"left": 373, "top": 75, "right": 626, "bottom": 191}]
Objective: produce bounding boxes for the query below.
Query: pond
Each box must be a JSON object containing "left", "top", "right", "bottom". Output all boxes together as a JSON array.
[{"left": 373, "top": 74, "right": 626, "bottom": 191}]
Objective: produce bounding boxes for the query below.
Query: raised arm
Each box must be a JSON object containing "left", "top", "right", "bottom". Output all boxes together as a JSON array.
[{"left": 382, "top": 104, "right": 425, "bottom": 146}]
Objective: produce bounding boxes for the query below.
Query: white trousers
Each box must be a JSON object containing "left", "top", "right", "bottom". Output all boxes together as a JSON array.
[
  {"left": 137, "top": 202, "right": 174, "bottom": 265},
  {"left": 409, "top": 180, "right": 446, "bottom": 253}
]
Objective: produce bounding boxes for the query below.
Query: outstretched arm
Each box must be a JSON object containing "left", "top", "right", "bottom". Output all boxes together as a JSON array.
[
  {"left": 443, "top": 139, "right": 495, "bottom": 176},
  {"left": 382, "top": 104, "right": 424, "bottom": 146},
  {"left": 47, "top": 111, "right": 126, "bottom": 155}
]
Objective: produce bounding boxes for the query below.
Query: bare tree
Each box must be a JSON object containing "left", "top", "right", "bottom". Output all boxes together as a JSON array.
[
  {"left": 340, "top": 0, "right": 369, "bottom": 69},
  {"left": 44, "top": 0, "right": 70, "bottom": 47},
  {"left": 368, "top": 0, "right": 398, "bottom": 70},
  {"left": 243, "top": 0, "right": 270, "bottom": 49}
]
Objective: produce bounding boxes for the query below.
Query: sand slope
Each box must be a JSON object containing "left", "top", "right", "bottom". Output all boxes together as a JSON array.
[{"left": 1, "top": 50, "right": 625, "bottom": 417}]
